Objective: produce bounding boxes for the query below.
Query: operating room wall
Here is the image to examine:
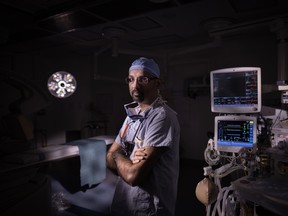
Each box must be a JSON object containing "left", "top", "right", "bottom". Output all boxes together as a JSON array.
[{"left": 1, "top": 28, "right": 279, "bottom": 160}]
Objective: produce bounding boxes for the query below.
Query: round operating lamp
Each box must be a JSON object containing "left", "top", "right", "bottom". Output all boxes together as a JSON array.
[{"left": 47, "top": 71, "right": 77, "bottom": 98}]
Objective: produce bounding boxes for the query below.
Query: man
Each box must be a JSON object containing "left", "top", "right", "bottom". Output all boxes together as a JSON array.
[{"left": 106, "top": 57, "right": 180, "bottom": 216}]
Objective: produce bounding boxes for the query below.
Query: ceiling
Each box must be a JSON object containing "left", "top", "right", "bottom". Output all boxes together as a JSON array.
[{"left": 0, "top": 0, "right": 287, "bottom": 55}]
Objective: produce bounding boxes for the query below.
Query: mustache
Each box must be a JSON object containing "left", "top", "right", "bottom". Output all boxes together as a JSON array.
[
  {"left": 132, "top": 89, "right": 143, "bottom": 95},
  {"left": 131, "top": 89, "right": 144, "bottom": 102}
]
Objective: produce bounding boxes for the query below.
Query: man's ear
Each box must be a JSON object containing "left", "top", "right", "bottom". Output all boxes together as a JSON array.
[{"left": 156, "top": 79, "right": 162, "bottom": 88}]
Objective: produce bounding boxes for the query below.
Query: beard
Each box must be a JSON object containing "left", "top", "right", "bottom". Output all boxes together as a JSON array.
[{"left": 131, "top": 89, "right": 144, "bottom": 102}]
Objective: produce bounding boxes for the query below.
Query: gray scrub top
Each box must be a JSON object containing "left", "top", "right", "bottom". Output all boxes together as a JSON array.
[{"left": 111, "top": 98, "right": 180, "bottom": 216}]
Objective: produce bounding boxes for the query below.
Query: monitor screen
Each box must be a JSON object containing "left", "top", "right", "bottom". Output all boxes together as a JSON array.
[
  {"left": 214, "top": 115, "right": 257, "bottom": 153},
  {"left": 210, "top": 67, "right": 261, "bottom": 113}
]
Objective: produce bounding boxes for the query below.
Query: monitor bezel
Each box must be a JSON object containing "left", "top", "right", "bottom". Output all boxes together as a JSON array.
[
  {"left": 210, "top": 67, "right": 261, "bottom": 114},
  {"left": 214, "top": 115, "right": 257, "bottom": 153}
]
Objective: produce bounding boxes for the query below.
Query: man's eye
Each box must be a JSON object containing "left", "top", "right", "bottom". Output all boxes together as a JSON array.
[
  {"left": 125, "top": 77, "right": 134, "bottom": 83},
  {"left": 139, "top": 77, "right": 148, "bottom": 82}
]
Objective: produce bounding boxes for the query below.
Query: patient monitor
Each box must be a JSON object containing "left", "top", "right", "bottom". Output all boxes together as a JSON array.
[{"left": 214, "top": 115, "right": 257, "bottom": 153}]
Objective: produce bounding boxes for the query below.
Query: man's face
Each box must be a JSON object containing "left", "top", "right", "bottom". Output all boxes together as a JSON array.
[{"left": 127, "top": 70, "right": 158, "bottom": 103}]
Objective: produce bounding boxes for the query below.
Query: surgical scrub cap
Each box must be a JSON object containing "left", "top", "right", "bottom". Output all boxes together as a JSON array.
[{"left": 129, "top": 57, "right": 160, "bottom": 78}]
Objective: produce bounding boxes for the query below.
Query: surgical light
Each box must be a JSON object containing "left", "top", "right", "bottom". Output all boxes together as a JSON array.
[{"left": 47, "top": 71, "right": 77, "bottom": 98}]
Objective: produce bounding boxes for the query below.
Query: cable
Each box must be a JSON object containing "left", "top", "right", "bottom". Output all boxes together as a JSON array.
[
  {"left": 207, "top": 163, "right": 245, "bottom": 216},
  {"left": 211, "top": 166, "right": 244, "bottom": 178},
  {"left": 221, "top": 185, "right": 233, "bottom": 216},
  {"left": 211, "top": 186, "right": 227, "bottom": 216},
  {"left": 271, "top": 109, "right": 283, "bottom": 128}
]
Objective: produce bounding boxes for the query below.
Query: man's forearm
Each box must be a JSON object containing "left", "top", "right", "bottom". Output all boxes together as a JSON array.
[
  {"left": 106, "top": 150, "right": 118, "bottom": 173},
  {"left": 107, "top": 146, "right": 148, "bottom": 186},
  {"left": 107, "top": 148, "right": 130, "bottom": 173},
  {"left": 113, "top": 152, "right": 137, "bottom": 185}
]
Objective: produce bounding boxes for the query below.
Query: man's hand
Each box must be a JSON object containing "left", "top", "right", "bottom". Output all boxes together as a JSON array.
[{"left": 132, "top": 148, "right": 147, "bottom": 164}]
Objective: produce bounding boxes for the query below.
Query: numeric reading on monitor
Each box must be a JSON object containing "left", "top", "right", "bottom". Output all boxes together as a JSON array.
[
  {"left": 214, "top": 115, "right": 257, "bottom": 153},
  {"left": 218, "top": 120, "right": 253, "bottom": 146},
  {"left": 210, "top": 67, "right": 261, "bottom": 114}
]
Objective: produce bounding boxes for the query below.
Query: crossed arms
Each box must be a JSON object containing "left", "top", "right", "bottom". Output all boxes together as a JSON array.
[{"left": 106, "top": 141, "right": 166, "bottom": 186}]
